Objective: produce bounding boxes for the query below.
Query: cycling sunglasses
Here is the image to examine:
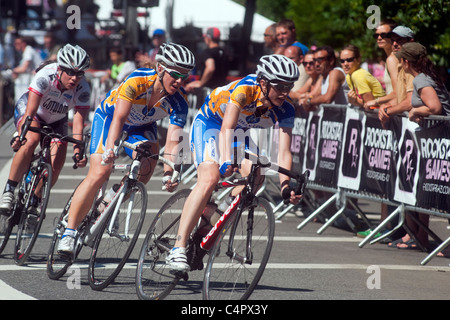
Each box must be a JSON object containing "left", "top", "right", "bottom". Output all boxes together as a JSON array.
[
  {"left": 270, "top": 82, "right": 294, "bottom": 92},
  {"left": 61, "top": 67, "right": 85, "bottom": 78},
  {"left": 162, "top": 65, "right": 189, "bottom": 81}
]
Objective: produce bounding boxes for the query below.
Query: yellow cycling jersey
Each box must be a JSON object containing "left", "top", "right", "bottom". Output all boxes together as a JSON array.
[
  {"left": 99, "top": 68, "right": 189, "bottom": 128},
  {"left": 199, "top": 75, "right": 295, "bottom": 129}
]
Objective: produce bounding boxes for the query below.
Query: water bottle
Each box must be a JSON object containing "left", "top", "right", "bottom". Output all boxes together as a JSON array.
[
  {"left": 97, "top": 184, "right": 120, "bottom": 214},
  {"left": 196, "top": 201, "right": 219, "bottom": 237},
  {"left": 201, "top": 194, "right": 240, "bottom": 251},
  {"left": 84, "top": 184, "right": 120, "bottom": 246}
]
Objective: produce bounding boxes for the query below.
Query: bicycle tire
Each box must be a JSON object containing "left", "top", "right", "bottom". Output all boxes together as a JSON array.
[
  {"left": 0, "top": 215, "right": 13, "bottom": 256},
  {"left": 136, "top": 188, "right": 191, "bottom": 300},
  {"left": 203, "top": 196, "right": 275, "bottom": 300},
  {"left": 88, "top": 181, "right": 147, "bottom": 291},
  {"left": 14, "top": 163, "right": 52, "bottom": 265},
  {"left": 47, "top": 180, "right": 83, "bottom": 280}
]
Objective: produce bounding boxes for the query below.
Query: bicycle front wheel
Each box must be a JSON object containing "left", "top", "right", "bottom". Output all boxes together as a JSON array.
[
  {"left": 47, "top": 180, "right": 80, "bottom": 280},
  {"left": 88, "top": 181, "right": 147, "bottom": 291},
  {"left": 203, "top": 196, "right": 275, "bottom": 300},
  {"left": 136, "top": 188, "right": 191, "bottom": 300},
  {"left": 14, "top": 163, "right": 52, "bottom": 265}
]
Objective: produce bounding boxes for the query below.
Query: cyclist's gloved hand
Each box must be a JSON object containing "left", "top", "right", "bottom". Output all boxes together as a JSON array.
[
  {"left": 282, "top": 186, "right": 302, "bottom": 204},
  {"left": 101, "top": 148, "right": 116, "bottom": 165},
  {"left": 162, "top": 174, "right": 179, "bottom": 192}
]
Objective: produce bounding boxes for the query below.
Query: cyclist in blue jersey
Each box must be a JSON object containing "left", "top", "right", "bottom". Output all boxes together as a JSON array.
[
  {"left": 166, "top": 54, "right": 303, "bottom": 272},
  {"left": 57, "top": 43, "right": 196, "bottom": 255}
]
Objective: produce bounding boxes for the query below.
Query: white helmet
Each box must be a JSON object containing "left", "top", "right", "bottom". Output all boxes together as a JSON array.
[
  {"left": 57, "top": 44, "right": 90, "bottom": 71},
  {"left": 155, "top": 42, "right": 195, "bottom": 70},
  {"left": 256, "top": 54, "right": 299, "bottom": 83}
]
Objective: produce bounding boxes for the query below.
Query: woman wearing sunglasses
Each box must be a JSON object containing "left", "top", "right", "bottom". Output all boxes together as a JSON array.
[
  {"left": 340, "top": 45, "right": 385, "bottom": 109},
  {"left": 166, "top": 54, "right": 302, "bottom": 272},
  {"left": 57, "top": 43, "right": 195, "bottom": 255},
  {"left": 0, "top": 44, "right": 91, "bottom": 213}
]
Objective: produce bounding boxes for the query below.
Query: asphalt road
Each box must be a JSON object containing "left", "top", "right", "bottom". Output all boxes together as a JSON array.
[{"left": 0, "top": 125, "right": 449, "bottom": 305}]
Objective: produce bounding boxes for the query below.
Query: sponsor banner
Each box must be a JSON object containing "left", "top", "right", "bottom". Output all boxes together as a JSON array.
[
  {"left": 290, "top": 106, "right": 309, "bottom": 174},
  {"left": 394, "top": 117, "right": 420, "bottom": 205},
  {"left": 338, "top": 107, "right": 365, "bottom": 190},
  {"left": 414, "top": 122, "right": 450, "bottom": 211},
  {"left": 359, "top": 112, "right": 398, "bottom": 198}
]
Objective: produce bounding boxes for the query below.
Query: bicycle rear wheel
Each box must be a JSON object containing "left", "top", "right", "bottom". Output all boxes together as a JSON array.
[
  {"left": 14, "top": 163, "right": 52, "bottom": 265},
  {"left": 88, "top": 181, "right": 147, "bottom": 291},
  {"left": 136, "top": 188, "right": 191, "bottom": 300},
  {"left": 203, "top": 196, "right": 275, "bottom": 300}
]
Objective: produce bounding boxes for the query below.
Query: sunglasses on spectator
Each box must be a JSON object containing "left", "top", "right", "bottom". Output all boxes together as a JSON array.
[
  {"left": 61, "top": 67, "right": 85, "bottom": 78},
  {"left": 314, "top": 56, "right": 329, "bottom": 63},
  {"left": 162, "top": 65, "right": 189, "bottom": 81},
  {"left": 373, "top": 32, "right": 392, "bottom": 39},
  {"left": 270, "top": 82, "right": 294, "bottom": 92},
  {"left": 302, "top": 61, "right": 315, "bottom": 67},
  {"left": 340, "top": 57, "right": 356, "bottom": 63}
]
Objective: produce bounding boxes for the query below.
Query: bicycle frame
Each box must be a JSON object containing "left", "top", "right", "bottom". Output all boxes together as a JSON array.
[{"left": 201, "top": 152, "right": 309, "bottom": 263}]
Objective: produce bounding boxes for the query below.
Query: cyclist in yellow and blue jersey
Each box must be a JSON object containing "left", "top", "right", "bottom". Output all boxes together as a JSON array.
[
  {"left": 167, "top": 54, "right": 303, "bottom": 272},
  {"left": 57, "top": 43, "right": 196, "bottom": 255}
]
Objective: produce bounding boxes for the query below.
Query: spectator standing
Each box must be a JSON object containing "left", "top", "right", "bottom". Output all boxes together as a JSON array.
[
  {"left": 340, "top": 44, "right": 385, "bottom": 109},
  {"left": 393, "top": 42, "right": 450, "bottom": 251},
  {"left": 148, "top": 29, "right": 166, "bottom": 63},
  {"left": 274, "top": 19, "right": 308, "bottom": 56},
  {"left": 41, "top": 32, "right": 62, "bottom": 61},
  {"left": 263, "top": 23, "right": 279, "bottom": 54},
  {"left": 101, "top": 47, "right": 136, "bottom": 85},
  {"left": 284, "top": 45, "right": 309, "bottom": 91},
  {"left": 299, "top": 45, "right": 348, "bottom": 110},
  {"left": 374, "top": 26, "right": 415, "bottom": 126},
  {"left": 290, "top": 51, "right": 322, "bottom": 102},
  {"left": 185, "top": 27, "right": 229, "bottom": 92},
  {"left": 12, "top": 36, "right": 43, "bottom": 100},
  {"left": 365, "top": 19, "right": 399, "bottom": 110}
]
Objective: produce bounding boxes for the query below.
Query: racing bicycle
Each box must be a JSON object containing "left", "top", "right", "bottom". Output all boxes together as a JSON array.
[
  {"left": 135, "top": 151, "right": 309, "bottom": 300},
  {"left": 0, "top": 116, "right": 88, "bottom": 265},
  {"left": 46, "top": 131, "right": 180, "bottom": 291}
]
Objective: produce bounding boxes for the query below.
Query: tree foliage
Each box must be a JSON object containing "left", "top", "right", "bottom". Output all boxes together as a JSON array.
[{"left": 243, "top": 0, "right": 449, "bottom": 67}]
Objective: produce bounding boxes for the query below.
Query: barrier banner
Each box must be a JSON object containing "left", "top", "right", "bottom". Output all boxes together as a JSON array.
[
  {"left": 290, "top": 106, "right": 309, "bottom": 173},
  {"left": 414, "top": 122, "right": 450, "bottom": 211},
  {"left": 338, "top": 107, "right": 364, "bottom": 190},
  {"left": 357, "top": 112, "right": 398, "bottom": 198},
  {"left": 303, "top": 106, "right": 346, "bottom": 187},
  {"left": 394, "top": 118, "right": 420, "bottom": 205}
]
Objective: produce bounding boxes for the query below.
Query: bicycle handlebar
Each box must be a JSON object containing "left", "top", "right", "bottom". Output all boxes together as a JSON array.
[
  {"left": 101, "top": 131, "right": 181, "bottom": 186},
  {"left": 14, "top": 116, "right": 89, "bottom": 169}
]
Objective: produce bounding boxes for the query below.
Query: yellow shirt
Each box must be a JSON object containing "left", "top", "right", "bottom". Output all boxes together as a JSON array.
[{"left": 346, "top": 68, "right": 385, "bottom": 99}]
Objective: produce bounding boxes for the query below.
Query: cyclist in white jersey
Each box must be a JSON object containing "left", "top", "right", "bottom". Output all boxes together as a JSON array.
[{"left": 0, "top": 44, "right": 91, "bottom": 213}]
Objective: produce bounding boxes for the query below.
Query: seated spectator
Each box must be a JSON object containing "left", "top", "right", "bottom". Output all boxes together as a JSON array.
[{"left": 340, "top": 44, "right": 386, "bottom": 109}]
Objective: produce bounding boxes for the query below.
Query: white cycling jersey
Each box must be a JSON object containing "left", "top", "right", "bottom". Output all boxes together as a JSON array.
[{"left": 19, "top": 62, "right": 91, "bottom": 124}]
